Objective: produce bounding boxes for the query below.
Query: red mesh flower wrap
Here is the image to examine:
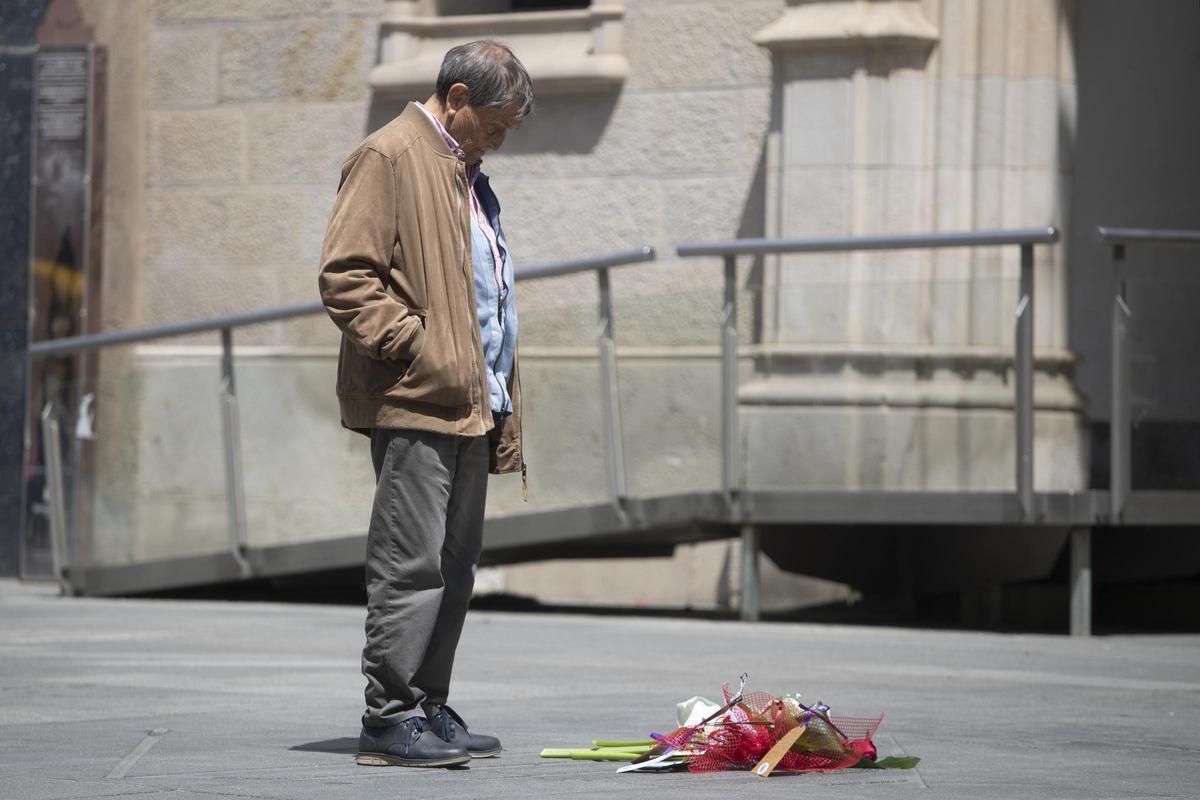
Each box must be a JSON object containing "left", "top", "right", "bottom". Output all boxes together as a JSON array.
[{"left": 655, "top": 686, "right": 882, "bottom": 773}]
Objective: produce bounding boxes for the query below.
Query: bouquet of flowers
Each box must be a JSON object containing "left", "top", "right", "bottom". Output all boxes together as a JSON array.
[{"left": 541, "top": 675, "right": 919, "bottom": 777}]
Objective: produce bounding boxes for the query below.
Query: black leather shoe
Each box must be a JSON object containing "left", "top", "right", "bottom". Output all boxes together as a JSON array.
[
  {"left": 428, "top": 704, "right": 502, "bottom": 758},
  {"left": 356, "top": 717, "right": 470, "bottom": 767}
]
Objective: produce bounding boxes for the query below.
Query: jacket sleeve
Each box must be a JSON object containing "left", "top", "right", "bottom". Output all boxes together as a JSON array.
[{"left": 317, "top": 146, "right": 423, "bottom": 362}]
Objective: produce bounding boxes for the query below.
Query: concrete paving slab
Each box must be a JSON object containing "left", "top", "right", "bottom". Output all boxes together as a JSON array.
[{"left": 1, "top": 579, "right": 1197, "bottom": 800}]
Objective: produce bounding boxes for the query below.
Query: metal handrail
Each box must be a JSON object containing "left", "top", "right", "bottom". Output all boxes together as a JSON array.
[
  {"left": 1099, "top": 226, "right": 1200, "bottom": 523},
  {"left": 29, "top": 246, "right": 656, "bottom": 588},
  {"left": 677, "top": 227, "right": 1059, "bottom": 257},
  {"left": 1097, "top": 227, "right": 1200, "bottom": 247},
  {"left": 28, "top": 247, "right": 658, "bottom": 359},
  {"left": 515, "top": 245, "right": 655, "bottom": 280},
  {"left": 28, "top": 301, "right": 325, "bottom": 358}
]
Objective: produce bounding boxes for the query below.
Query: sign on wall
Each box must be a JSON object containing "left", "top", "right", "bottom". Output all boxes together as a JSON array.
[{"left": 22, "top": 44, "right": 104, "bottom": 577}]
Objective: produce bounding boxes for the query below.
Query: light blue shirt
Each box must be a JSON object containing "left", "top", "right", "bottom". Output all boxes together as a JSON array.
[{"left": 470, "top": 173, "right": 518, "bottom": 416}]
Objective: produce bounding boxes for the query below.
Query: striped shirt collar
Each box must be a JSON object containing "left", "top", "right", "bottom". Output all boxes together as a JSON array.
[{"left": 415, "top": 101, "right": 481, "bottom": 186}]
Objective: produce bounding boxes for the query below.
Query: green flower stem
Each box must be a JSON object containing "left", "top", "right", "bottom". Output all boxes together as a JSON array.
[
  {"left": 539, "top": 748, "right": 658, "bottom": 762},
  {"left": 591, "top": 740, "right": 656, "bottom": 748}
]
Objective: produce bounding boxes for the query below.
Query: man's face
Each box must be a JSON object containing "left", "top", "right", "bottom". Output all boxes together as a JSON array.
[{"left": 445, "top": 83, "right": 523, "bottom": 166}]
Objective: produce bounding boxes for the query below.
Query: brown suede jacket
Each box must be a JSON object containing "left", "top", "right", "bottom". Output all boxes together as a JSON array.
[{"left": 318, "top": 103, "right": 523, "bottom": 476}]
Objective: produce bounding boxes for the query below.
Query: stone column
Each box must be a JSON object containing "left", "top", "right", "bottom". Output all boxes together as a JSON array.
[{"left": 745, "top": 0, "right": 1085, "bottom": 491}]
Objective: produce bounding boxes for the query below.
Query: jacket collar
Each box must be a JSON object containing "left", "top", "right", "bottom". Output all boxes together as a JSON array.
[{"left": 400, "top": 102, "right": 458, "bottom": 160}]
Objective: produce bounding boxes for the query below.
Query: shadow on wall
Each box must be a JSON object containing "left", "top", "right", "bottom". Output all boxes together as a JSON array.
[
  {"left": 365, "top": 91, "right": 620, "bottom": 154},
  {"left": 477, "top": 93, "right": 619, "bottom": 156},
  {"left": 1067, "top": 0, "right": 1200, "bottom": 489},
  {"left": 742, "top": 143, "right": 767, "bottom": 344}
]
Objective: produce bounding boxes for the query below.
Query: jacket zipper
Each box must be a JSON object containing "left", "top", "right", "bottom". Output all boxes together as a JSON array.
[{"left": 456, "top": 165, "right": 491, "bottom": 435}]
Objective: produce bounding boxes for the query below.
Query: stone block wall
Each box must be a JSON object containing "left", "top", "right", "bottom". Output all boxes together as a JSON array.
[
  {"left": 88, "top": 0, "right": 383, "bottom": 564},
  {"left": 84, "top": 0, "right": 787, "bottom": 588},
  {"left": 140, "top": 0, "right": 377, "bottom": 341}
]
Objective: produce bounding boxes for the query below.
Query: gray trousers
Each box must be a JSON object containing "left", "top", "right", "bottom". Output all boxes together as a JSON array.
[{"left": 361, "top": 428, "right": 489, "bottom": 728}]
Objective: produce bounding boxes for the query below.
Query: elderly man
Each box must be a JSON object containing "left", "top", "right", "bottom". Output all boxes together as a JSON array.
[{"left": 318, "top": 41, "right": 531, "bottom": 768}]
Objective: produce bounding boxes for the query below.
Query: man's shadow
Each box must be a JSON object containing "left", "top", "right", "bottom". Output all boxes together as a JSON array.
[
  {"left": 290, "top": 738, "right": 471, "bottom": 769},
  {"left": 291, "top": 738, "right": 358, "bottom": 755}
]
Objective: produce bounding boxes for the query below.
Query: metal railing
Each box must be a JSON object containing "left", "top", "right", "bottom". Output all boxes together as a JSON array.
[
  {"left": 28, "top": 247, "right": 656, "bottom": 586},
  {"left": 1097, "top": 227, "right": 1200, "bottom": 523},
  {"left": 27, "top": 228, "right": 1064, "bottom": 597},
  {"left": 23, "top": 223, "right": 1200, "bottom": 633},
  {"left": 677, "top": 227, "right": 1059, "bottom": 621},
  {"left": 677, "top": 227, "right": 1061, "bottom": 522}
]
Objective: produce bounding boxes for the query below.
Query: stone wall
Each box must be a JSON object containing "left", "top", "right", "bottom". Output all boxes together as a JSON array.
[
  {"left": 141, "top": 0, "right": 378, "bottom": 338},
  {"left": 86, "top": 0, "right": 384, "bottom": 564},
  {"left": 83, "top": 0, "right": 789, "bottom": 592}
]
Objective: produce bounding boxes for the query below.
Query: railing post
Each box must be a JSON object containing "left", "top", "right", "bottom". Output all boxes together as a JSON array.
[
  {"left": 1069, "top": 526, "right": 1092, "bottom": 636},
  {"left": 219, "top": 327, "right": 251, "bottom": 576},
  {"left": 1015, "top": 243, "right": 1035, "bottom": 520},
  {"left": 39, "top": 404, "right": 71, "bottom": 594},
  {"left": 1110, "top": 244, "right": 1131, "bottom": 522},
  {"left": 721, "top": 256, "right": 739, "bottom": 506},
  {"left": 723, "top": 257, "right": 757, "bottom": 620},
  {"left": 739, "top": 524, "right": 760, "bottom": 622},
  {"left": 596, "top": 267, "right": 628, "bottom": 505}
]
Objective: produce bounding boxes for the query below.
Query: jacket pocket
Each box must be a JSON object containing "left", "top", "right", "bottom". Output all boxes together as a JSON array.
[
  {"left": 337, "top": 341, "right": 408, "bottom": 397},
  {"left": 387, "top": 309, "right": 473, "bottom": 409}
]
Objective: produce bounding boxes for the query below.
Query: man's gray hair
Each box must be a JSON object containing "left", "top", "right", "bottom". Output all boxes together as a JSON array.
[{"left": 436, "top": 40, "right": 534, "bottom": 119}]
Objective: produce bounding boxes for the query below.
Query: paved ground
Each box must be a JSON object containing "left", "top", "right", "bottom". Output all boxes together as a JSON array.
[{"left": 1, "top": 579, "right": 1197, "bottom": 800}]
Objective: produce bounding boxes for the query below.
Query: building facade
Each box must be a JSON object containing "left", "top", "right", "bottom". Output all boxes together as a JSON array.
[{"left": 6, "top": 0, "right": 1199, "bottom": 619}]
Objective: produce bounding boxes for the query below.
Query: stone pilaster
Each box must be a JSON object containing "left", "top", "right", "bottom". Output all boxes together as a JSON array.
[{"left": 745, "top": 0, "right": 1085, "bottom": 491}]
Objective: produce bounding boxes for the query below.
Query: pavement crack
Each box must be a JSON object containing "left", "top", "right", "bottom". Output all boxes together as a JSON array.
[
  {"left": 40, "top": 791, "right": 167, "bottom": 800},
  {"left": 185, "top": 789, "right": 277, "bottom": 799}
]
